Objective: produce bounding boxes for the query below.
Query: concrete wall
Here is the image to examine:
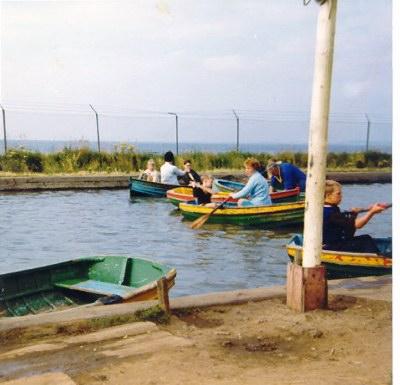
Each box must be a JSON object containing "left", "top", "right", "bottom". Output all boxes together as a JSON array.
[{"left": 0, "top": 171, "right": 391, "bottom": 192}]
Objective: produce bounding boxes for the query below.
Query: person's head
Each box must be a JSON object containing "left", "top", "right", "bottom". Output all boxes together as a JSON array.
[
  {"left": 325, "top": 180, "right": 342, "bottom": 205},
  {"left": 146, "top": 159, "right": 155, "bottom": 171},
  {"left": 267, "top": 160, "right": 280, "bottom": 177},
  {"left": 244, "top": 158, "right": 261, "bottom": 177},
  {"left": 183, "top": 159, "right": 192, "bottom": 172},
  {"left": 164, "top": 151, "right": 175, "bottom": 163},
  {"left": 201, "top": 175, "right": 213, "bottom": 188}
]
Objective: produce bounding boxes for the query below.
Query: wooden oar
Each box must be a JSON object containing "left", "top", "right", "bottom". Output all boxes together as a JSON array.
[
  {"left": 190, "top": 197, "right": 231, "bottom": 229},
  {"left": 357, "top": 203, "right": 392, "bottom": 213}
]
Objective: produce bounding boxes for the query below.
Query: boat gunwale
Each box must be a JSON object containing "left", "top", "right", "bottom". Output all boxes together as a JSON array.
[
  {"left": 179, "top": 201, "right": 305, "bottom": 216},
  {"left": 129, "top": 177, "right": 180, "bottom": 190},
  {"left": 286, "top": 243, "right": 392, "bottom": 267}
]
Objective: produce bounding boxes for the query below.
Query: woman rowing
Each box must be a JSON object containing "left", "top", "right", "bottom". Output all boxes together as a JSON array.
[
  {"left": 323, "top": 180, "right": 387, "bottom": 253},
  {"left": 228, "top": 158, "right": 270, "bottom": 207}
]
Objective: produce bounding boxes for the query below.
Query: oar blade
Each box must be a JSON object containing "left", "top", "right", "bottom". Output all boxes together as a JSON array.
[{"left": 190, "top": 213, "right": 211, "bottom": 229}]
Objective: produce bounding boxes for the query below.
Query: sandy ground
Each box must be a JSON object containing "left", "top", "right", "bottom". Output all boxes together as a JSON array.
[{"left": 0, "top": 292, "right": 391, "bottom": 385}]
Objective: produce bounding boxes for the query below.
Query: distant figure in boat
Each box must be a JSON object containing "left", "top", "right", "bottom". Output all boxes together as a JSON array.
[
  {"left": 139, "top": 159, "right": 160, "bottom": 183},
  {"left": 191, "top": 175, "right": 214, "bottom": 205},
  {"left": 323, "top": 180, "right": 385, "bottom": 253},
  {"left": 267, "top": 161, "right": 306, "bottom": 192},
  {"left": 228, "top": 158, "right": 271, "bottom": 207},
  {"left": 160, "top": 151, "right": 185, "bottom": 185},
  {"left": 181, "top": 159, "right": 201, "bottom": 186}
]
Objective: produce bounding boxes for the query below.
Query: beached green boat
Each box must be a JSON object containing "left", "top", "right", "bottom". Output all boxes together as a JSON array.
[
  {"left": 0, "top": 256, "right": 176, "bottom": 317},
  {"left": 286, "top": 234, "right": 392, "bottom": 279},
  {"left": 179, "top": 201, "right": 305, "bottom": 227}
]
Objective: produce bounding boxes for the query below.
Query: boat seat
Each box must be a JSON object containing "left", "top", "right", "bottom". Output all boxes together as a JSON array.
[{"left": 54, "top": 279, "right": 137, "bottom": 299}]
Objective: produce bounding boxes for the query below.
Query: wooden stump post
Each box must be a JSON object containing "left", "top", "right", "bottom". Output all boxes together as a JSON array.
[
  {"left": 286, "top": 262, "right": 327, "bottom": 312},
  {"left": 157, "top": 277, "right": 170, "bottom": 314}
]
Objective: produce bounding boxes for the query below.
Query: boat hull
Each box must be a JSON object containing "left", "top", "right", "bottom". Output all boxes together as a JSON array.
[
  {"left": 211, "top": 187, "right": 302, "bottom": 204},
  {"left": 166, "top": 187, "right": 196, "bottom": 207},
  {"left": 129, "top": 177, "right": 180, "bottom": 198},
  {"left": 0, "top": 256, "right": 176, "bottom": 317},
  {"left": 286, "top": 234, "right": 392, "bottom": 279},
  {"left": 212, "top": 179, "right": 245, "bottom": 192},
  {"left": 179, "top": 202, "right": 305, "bottom": 227}
]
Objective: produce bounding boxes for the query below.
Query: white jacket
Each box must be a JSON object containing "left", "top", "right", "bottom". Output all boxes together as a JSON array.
[{"left": 160, "top": 162, "right": 185, "bottom": 185}]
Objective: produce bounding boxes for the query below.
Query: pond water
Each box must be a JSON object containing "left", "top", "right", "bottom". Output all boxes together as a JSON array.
[{"left": 0, "top": 184, "right": 391, "bottom": 297}]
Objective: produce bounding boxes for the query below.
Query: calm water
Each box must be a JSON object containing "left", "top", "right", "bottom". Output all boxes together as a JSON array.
[{"left": 0, "top": 184, "right": 391, "bottom": 297}]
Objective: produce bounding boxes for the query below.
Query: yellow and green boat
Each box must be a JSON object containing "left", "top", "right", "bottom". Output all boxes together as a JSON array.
[
  {"left": 0, "top": 256, "right": 176, "bottom": 317},
  {"left": 286, "top": 234, "right": 392, "bottom": 279},
  {"left": 179, "top": 201, "right": 305, "bottom": 227},
  {"left": 167, "top": 187, "right": 303, "bottom": 208}
]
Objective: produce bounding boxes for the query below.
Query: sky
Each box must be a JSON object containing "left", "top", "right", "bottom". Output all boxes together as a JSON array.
[{"left": 0, "top": 0, "right": 392, "bottom": 146}]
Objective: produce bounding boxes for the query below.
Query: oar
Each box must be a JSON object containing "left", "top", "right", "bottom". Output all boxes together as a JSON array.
[
  {"left": 190, "top": 197, "right": 231, "bottom": 229},
  {"left": 356, "top": 203, "right": 392, "bottom": 213}
]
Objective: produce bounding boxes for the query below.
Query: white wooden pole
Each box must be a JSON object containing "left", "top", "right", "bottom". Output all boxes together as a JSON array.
[{"left": 302, "top": 0, "right": 337, "bottom": 268}]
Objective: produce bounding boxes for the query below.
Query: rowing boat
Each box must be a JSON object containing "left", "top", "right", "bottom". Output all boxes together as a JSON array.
[
  {"left": 129, "top": 177, "right": 180, "bottom": 198},
  {"left": 212, "top": 179, "right": 245, "bottom": 192},
  {"left": 0, "top": 256, "right": 176, "bottom": 317},
  {"left": 286, "top": 234, "right": 392, "bottom": 279},
  {"left": 166, "top": 187, "right": 196, "bottom": 207},
  {"left": 211, "top": 187, "right": 302, "bottom": 204},
  {"left": 179, "top": 201, "right": 305, "bottom": 227},
  {"left": 167, "top": 186, "right": 302, "bottom": 208}
]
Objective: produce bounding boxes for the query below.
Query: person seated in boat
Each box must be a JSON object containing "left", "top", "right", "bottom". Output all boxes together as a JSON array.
[
  {"left": 191, "top": 175, "right": 213, "bottom": 205},
  {"left": 228, "top": 158, "right": 271, "bottom": 207},
  {"left": 180, "top": 159, "right": 201, "bottom": 186},
  {"left": 267, "top": 161, "right": 306, "bottom": 192},
  {"left": 139, "top": 159, "right": 160, "bottom": 183},
  {"left": 323, "top": 180, "right": 385, "bottom": 253},
  {"left": 160, "top": 151, "right": 185, "bottom": 185}
]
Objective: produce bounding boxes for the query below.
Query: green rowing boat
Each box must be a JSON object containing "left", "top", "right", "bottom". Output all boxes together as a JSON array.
[{"left": 0, "top": 256, "right": 176, "bottom": 317}]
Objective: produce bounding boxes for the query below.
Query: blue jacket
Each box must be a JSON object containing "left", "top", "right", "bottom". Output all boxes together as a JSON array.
[
  {"left": 271, "top": 163, "right": 306, "bottom": 191},
  {"left": 232, "top": 171, "right": 270, "bottom": 206}
]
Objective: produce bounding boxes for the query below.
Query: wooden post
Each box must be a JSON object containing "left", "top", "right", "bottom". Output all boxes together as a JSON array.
[
  {"left": 287, "top": 0, "right": 337, "bottom": 312},
  {"left": 157, "top": 277, "right": 170, "bottom": 314}
]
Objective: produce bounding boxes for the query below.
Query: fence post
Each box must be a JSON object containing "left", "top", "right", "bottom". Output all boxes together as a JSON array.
[
  {"left": 0, "top": 104, "right": 7, "bottom": 153},
  {"left": 168, "top": 112, "right": 179, "bottom": 155},
  {"left": 232, "top": 109, "right": 239, "bottom": 151},
  {"left": 365, "top": 113, "right": 370, "bottom": 152},
  {"left": 89, "top": 104, "right": 101, "bottom": 152}
]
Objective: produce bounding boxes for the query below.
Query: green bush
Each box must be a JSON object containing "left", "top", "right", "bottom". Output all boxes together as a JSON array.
[
  {"left": 0, "top": 147, "right": 392, "bottom": 174},
  {"left": 25, "top": 152, "right": 44, "bottom": 172}
]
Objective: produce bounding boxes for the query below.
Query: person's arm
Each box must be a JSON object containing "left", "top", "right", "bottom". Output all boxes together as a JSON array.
[
  {"left": 230, "top": 177, "right": 254, "bottom": 199},
  {"left": 174, "top": 166, "right": 186, "bottom": 177},
  {"left": 269, "top": 176, "right": 277, "bottom": 192},
  {"left": 353, "top": 203, "right": 385, "bottom": 229}
]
